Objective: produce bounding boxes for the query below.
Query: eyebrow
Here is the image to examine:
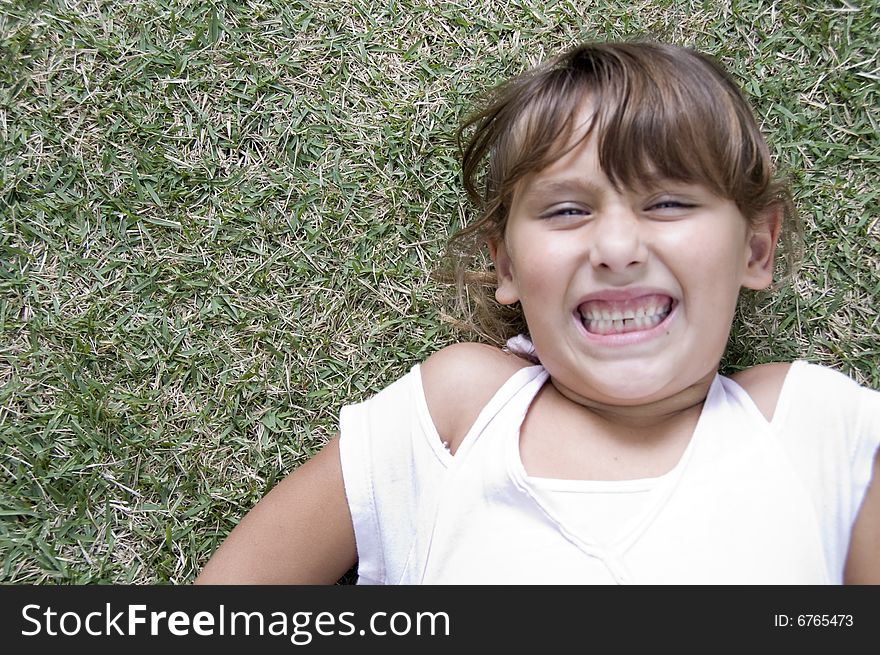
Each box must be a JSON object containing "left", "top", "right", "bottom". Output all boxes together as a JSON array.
[
  {"left": 518, "top": 178, "right": 606, "bottom": 200},
  {"left": 521, "top": 176, "right": 708, "bottom": 201}
]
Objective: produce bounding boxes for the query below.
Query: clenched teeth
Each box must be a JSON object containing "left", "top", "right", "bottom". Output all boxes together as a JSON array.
[{"left": 578, "top": 295, "right": 673, "bottom": 335}]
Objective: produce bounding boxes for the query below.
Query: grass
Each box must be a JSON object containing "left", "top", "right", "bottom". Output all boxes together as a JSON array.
[{"left": 1, "top": 0, "right": 877, "bottom": 584}]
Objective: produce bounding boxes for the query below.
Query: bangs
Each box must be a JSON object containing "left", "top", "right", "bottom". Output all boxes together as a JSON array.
[
  {"left": 592, "top": 48, "right": 761, "bottom": 201},
  {"left": 483, "top": 43, "right": 771, "bottom": 220}
]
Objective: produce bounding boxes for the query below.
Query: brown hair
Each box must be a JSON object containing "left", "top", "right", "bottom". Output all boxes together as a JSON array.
[{"left": 442, "top": 41, "right": 801, "bottom": 345}]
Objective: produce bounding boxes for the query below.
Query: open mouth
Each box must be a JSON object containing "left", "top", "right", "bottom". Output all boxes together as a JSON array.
[{"left": 578, "top": 294, "right": 674, "bottom": 336}]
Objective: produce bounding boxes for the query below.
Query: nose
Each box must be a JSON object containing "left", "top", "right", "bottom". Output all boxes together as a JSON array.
[{"left": 588, "top": 207, "right": 647, "bottom": 273}]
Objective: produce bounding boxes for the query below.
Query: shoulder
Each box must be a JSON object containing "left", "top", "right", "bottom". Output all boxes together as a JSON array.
[
  {"left": 420, "top": 342, "right": 534, "bottom": 452},
  {"left": 729, "top": 362, "right": 793, "bottom": 422},
  {"left": 730, "top": 360, "right": 880, "bottom": 423}
]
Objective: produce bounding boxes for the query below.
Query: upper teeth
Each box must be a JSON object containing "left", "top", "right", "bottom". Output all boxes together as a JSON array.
[{"left": 580, "top": 303, "right": 665, "bottom": 322}]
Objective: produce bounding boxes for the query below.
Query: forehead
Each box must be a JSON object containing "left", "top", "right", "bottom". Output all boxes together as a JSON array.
[
  {"left": 513, "top": 137, "right": 719, "bottom": 209},
  {"left": 509, "top": 100, "right": 598, "bottom": 182},
  {"left": 513, "top": 137, "right": 601, "bottom": 199}
]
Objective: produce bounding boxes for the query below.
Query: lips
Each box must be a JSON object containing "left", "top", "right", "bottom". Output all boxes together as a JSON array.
[{"left": 577, "top": 294, "right": 674, "bottom": 335}]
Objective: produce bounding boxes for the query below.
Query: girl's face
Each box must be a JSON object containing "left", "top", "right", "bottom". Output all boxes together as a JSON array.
[{"left": 490, "top": 122, "right": 778, "bottom": 408}]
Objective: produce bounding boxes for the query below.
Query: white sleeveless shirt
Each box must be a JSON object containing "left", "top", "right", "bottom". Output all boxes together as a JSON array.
[{"left": 338, "top": 360, "right": 880, "bottom": 584}]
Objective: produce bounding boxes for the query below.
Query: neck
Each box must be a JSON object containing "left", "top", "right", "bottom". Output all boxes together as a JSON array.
[{"left": 548, "top": 369, "right": 716, "bottom": 433}]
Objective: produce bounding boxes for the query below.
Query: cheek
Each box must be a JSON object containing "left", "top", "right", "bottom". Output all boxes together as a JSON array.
[
  {"left": 677, "top": 233, "right": 748, "bottom": 313},
  {"left": 512, "top": 244, "right": 575, "bottom": 298},
  {"left": 673, "top": 221, "right": 748, "bottom": 273}
]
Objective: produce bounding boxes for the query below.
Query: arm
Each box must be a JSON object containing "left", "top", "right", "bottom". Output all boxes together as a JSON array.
[
  {"left": 194, "top": 435, "right": 357, "bottom": 584},
  {"left": 844, "top": 448, "right": 880, "bottom": 584}
]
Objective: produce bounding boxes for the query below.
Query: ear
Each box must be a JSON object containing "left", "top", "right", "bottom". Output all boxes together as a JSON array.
[
  {"left": 741, "top": 204, "right": 783, "bottom": 290},
  {"left": 488, "top": 238, "right": 520, "bottom": 305}
]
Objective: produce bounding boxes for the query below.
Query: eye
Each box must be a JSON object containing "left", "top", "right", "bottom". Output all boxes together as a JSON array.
[
  {"left": 648, "top": 200, "right": 694, "bottom": 210},
  {"left": 650, "top": 200, "right": 693, "bottom": 209},
  {"left": 541, "top": 205, "right": 591, "bottom": 219}
]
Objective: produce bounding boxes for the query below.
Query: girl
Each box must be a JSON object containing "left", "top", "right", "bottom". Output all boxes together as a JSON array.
[{"left": 195, "top": 41, "right": 880, "bottom": 584}]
